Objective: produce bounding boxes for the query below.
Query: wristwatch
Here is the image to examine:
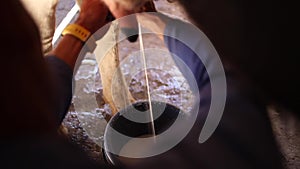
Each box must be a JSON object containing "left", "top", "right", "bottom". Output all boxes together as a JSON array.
[{"left": 62, "top": 24, "right": 96, "bottom": 52}]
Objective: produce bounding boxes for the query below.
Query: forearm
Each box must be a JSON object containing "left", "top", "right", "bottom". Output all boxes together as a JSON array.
[
  {"left": 46, "top": 21, "right": 94, "bottom": 123},
  {"left": 49, "top": 0, "right": 108, "bottom": 70},
  {"left": 45, "top": 0, "right": 108, "bottom": 123},
  {"left": 50, "top": 35, "right": 83, "bottom": 70},
  {"left": 49, "top": 16, "right": 92, "bottom": 70}
]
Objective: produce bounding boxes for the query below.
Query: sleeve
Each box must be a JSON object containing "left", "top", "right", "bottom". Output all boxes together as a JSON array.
[
  {"left": 45, "top": 56, "right": 73, "bottom": 124},
  {"left": 163, "top": 19, "right": 210, "bottom": 91}
]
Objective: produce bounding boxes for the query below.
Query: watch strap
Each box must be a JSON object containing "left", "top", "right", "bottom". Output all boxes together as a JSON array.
[{"left": 62, "top": 24, "right": 91, "bottom": 42}]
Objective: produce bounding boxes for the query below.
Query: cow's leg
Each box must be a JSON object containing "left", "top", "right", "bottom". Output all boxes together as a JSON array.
[{"left": 95, "top": 23, "right": 135, "bottom": 116}]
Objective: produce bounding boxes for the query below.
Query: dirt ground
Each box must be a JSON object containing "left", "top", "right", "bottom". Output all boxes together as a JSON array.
[{"left": 56, "top": 0, "right": 300, "bottom": 168}]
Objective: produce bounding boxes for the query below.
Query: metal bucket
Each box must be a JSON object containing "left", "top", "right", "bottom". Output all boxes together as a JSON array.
[{"left": 103, "top": 101, "right": 181, "bottom": 167}]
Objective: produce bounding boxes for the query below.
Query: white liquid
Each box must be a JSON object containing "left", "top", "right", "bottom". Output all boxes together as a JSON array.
[{"left": 118, "top": 134, "right": 154, "bottom": 166}]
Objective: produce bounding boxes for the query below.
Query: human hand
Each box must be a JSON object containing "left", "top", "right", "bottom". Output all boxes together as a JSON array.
[
  {"left": 75, "top": 0, "right": 109, "bottom": 34},
  {"left": 101, "top": 0, "right": 157, "bottom": 42},
  {"left": 102, "top": 0, "right": 155, "bottom": 18}
]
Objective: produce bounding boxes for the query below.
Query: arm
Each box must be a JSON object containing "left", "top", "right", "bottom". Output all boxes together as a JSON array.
[
  {"left": 50, "top": 0, "right": 108, "bottom": 69},
  {"left": 46, "top": 0, "right": 108, "bottom": 123},
  {"left": 161, "top": 17, "right": 283, "bottom": 168}
]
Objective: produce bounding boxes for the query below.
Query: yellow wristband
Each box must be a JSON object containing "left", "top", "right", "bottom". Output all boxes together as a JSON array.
[{"left": 62, "top": 24, "right": 91, "bottom": 42}]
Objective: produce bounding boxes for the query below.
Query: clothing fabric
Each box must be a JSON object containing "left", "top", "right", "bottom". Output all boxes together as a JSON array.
[
  {"left": 21, "top": 0, "right": 58, "bottom": 55},
  {"left": 45, "top": 56, "right": 73, "bottom": 124}
]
